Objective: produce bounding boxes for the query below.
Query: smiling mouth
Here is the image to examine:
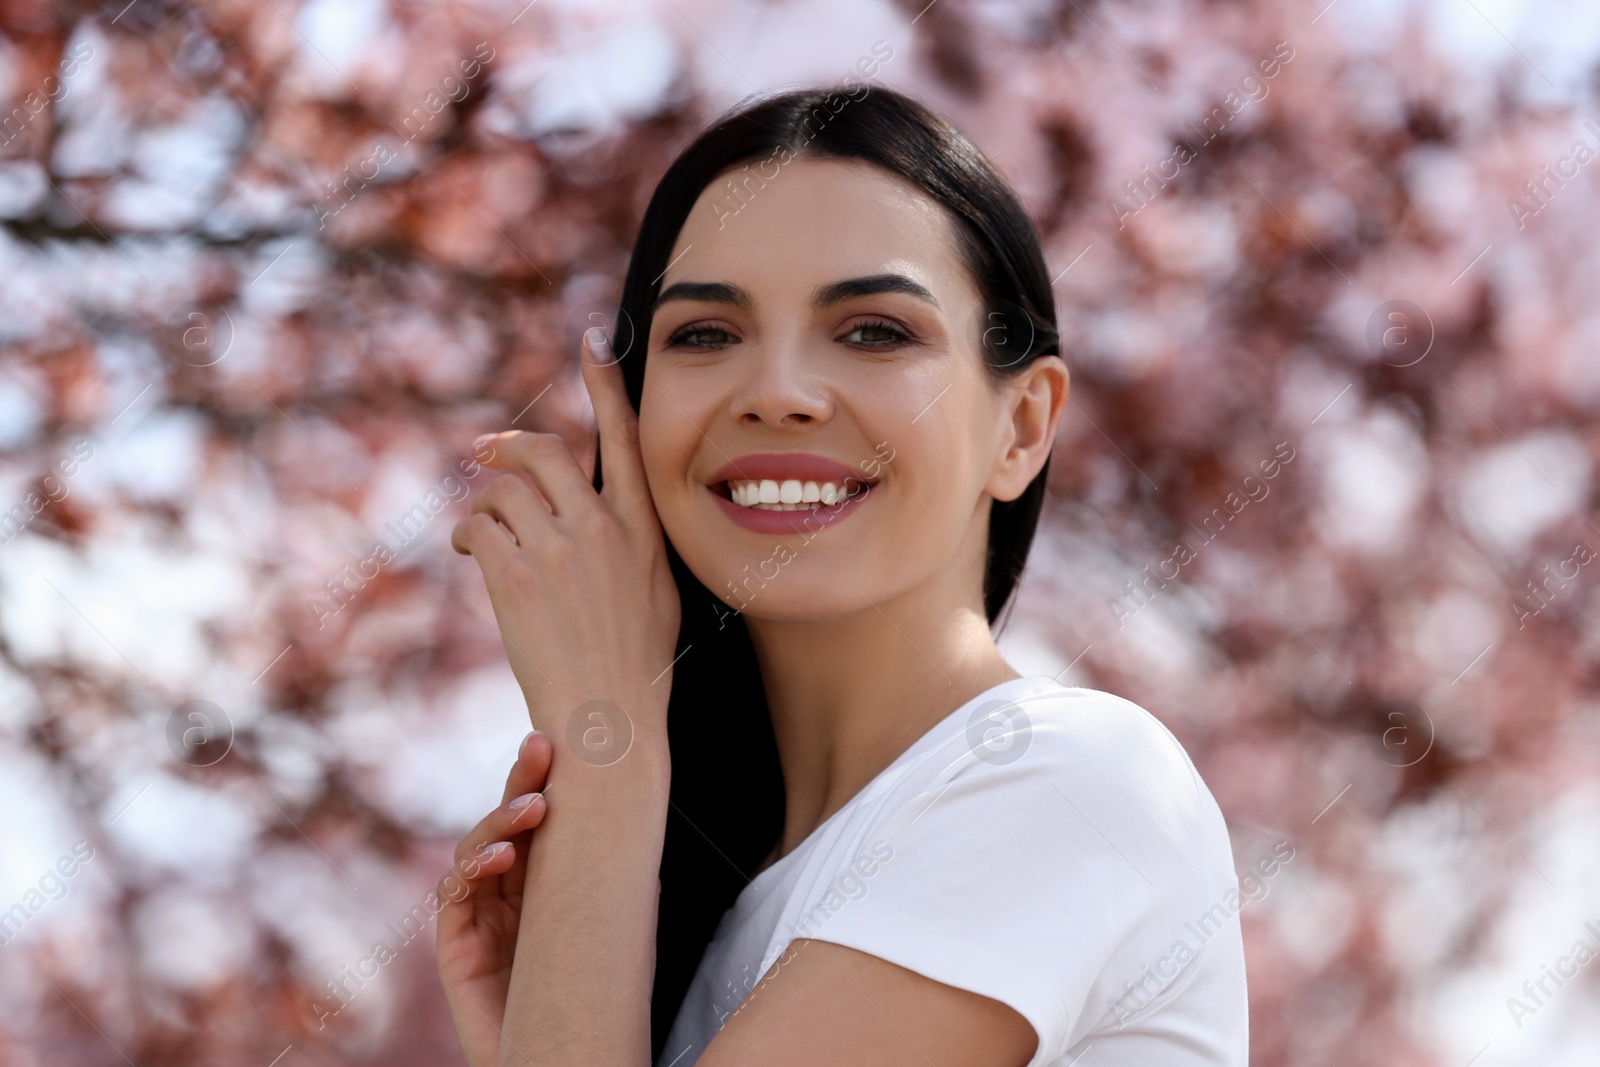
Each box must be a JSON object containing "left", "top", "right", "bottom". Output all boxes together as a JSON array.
[{"left": 712, "top": 477, "right": 875, "bottom": 511}]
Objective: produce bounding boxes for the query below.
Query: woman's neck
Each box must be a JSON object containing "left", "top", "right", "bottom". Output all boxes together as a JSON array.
[{"left": 746, "top": 595, "right": 1019, "bottom": 871}]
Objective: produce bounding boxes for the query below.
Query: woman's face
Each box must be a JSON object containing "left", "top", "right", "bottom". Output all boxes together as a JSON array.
[{"left": 637, "top": 156, "right": 1056, "bottom": 621}]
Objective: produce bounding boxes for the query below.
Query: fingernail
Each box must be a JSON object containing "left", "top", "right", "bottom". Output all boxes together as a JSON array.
[
  {"left": 472, "top": 433, "right": 495, "bottom": 452},
  {"left": 508, "top": 792, "right": 539, "bottom": 813},
  {"left": 587, "top": 329, "right": 610, "bottom": 359},
  {"left": 519, "top": 729, "right": 540, "bottom": 756},
  {"left": 478, "top": 841, "right": 510, "bottom": 858}
]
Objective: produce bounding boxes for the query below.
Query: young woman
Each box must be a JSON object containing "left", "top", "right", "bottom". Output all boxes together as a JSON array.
[{"left": 433, "top": 85, "right": 1248, "bottom": 1066}]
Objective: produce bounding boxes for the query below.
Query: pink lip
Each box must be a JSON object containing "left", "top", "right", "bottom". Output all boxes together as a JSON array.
[
  {"left": 704, "top": 452, "right": 881, "bottom": 490},
  {"left": 703, "top": 451, "right": 880, "bottom": 535},
  {"left": 710, "top": 480, "right": 875, "bottom": 534}
]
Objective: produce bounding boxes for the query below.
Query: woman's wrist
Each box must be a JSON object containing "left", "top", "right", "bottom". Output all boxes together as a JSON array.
[
  {"left": 528, "top": 689, "right": 671, "bottom": 789},
  {"left": 544, "top": 739, "right": 671, "bottom": 818}
]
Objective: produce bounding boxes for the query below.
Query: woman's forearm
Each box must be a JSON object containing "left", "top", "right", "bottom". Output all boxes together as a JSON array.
[{"left": 497, "top": 709, "right": 671, "bottom": 1067}]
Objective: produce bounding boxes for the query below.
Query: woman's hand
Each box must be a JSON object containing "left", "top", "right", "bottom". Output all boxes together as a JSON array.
[
  {"left": 436, "top": 729, "right": 553, "bottom": 1067},
  {"left": 451, "top": 329, "right": 682, "bottom": 741}
]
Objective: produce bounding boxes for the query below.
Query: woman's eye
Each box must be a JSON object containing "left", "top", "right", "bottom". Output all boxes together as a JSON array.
[
  {"left": 841, "top": 319, "right": 912, "bottom": 349},
  {"left": 666, "top": 324, "right": 738, "bottom": 349}
]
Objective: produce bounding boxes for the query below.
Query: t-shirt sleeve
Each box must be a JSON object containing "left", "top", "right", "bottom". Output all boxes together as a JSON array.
[{"left": 787, "top": 689, "right": 1234, "bottom": 1066}]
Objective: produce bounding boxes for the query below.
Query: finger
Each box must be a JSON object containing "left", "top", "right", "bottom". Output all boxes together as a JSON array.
[
  {"left": 579, "top": 329, "right": 650, "bottom": 523},
  {"left": 472, "top": 430, "right": 593, "bottom": 519},
  {"left": 451, "top": 511, "right": 518, "bottom": 559},
  {"left": 472, "top": 472, "right": 554, "bottom": 546},
  {"left": 453, "top": 793, "right": 548, "bottom": 868},
  {"left": 500, "top": 730, "right": 554, "bottom": 805},
  {"left": 438, "top": 840, "right": 515, "bottom": 906}
]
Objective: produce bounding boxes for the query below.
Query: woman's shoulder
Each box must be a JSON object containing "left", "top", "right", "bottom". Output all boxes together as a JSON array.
[
  {"left": 778, "top": 680, "right": 1244, "bottom": 1064},
  {"left": 1004, "top": 677, "right": 1185, "bottom": 739},
  {"left": 967, "top": 679, "right": 1215, "bottom": 805},
  {"left": 809, "top": 676, "right": 1238, "bottom": 915},
  {"left": 925, "top": 677, "right": 1233, "bottom": 889}
]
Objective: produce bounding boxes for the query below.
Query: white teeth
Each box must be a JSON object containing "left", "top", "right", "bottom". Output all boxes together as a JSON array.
[{"left": 726, "top": 478, "right": 868, "bottom": 510}]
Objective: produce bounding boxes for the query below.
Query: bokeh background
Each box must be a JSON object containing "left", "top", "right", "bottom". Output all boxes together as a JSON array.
[{"left": 2, "top": 0, "right": 1598, "bottom": 1063}]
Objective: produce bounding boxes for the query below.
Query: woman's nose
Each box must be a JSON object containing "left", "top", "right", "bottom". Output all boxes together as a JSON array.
[{"left": 727, "top": 339, "right": 832, "bottom": 428}]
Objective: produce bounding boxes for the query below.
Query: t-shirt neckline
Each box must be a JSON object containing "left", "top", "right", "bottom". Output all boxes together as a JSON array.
[{"left": 748, "top": 673, "right": 1062, "bottom": 889}]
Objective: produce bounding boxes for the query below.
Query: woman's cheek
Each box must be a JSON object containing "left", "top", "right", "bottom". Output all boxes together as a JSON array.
[
  {"left": 635, "top": 408, "right": 683, "bottom": 508},
  {"left": 639, "top": 412, "right": 712, "bottom": 548}
]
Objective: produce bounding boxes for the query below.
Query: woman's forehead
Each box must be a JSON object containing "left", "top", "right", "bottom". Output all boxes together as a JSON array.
[{"left": 666, "top": 159, "right": 972, "bottom": 306}]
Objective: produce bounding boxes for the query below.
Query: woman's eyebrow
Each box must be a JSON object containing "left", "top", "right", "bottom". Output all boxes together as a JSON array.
[
  {"left": 653, "top": 273, "right": 940, "bottom": 312},
  {"left": 654, "top": 280, "right": 751, "bottom": 311},
  {"left": 816, "top": 273, "right": 940, "bottom": 308}
]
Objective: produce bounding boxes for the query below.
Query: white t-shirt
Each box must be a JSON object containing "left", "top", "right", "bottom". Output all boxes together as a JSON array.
[{"left": 656, "top": 675, "right": 1249, "bottom": 1067}]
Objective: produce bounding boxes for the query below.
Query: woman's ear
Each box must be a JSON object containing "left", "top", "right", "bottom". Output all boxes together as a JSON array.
[{"left": 987, "top": 356, "right": 1069, "bottom": 503}]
